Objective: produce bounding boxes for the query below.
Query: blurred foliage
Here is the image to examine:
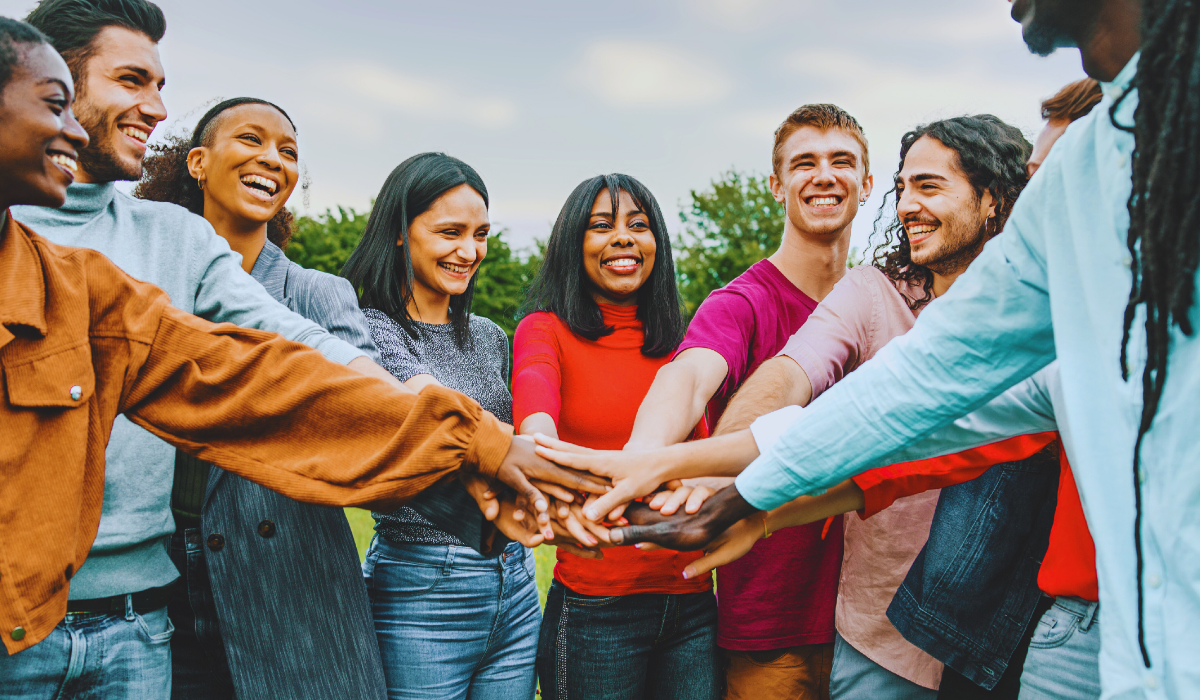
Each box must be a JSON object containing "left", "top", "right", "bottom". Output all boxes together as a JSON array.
[{"left": 285, "top": 206, "right": 371, "bottom": 275}]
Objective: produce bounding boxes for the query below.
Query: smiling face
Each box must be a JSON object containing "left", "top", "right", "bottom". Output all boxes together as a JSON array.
[
  {"left": 186, "top": 103, "right": 299, "bottom": 229},
  {"left": 0, "top": 43, "right": 89, "bottom": 209},
  {"left": 71, "top": 26, "right": 166, "bottom": 183},
  {"left": 581, "top": 188, "right": 657, "bottom": 306},
  {"left": 770, "top": 125, "right": 872, "bottom": 242},
  {"left": 896, "top": 135, "right": 996, "bottom": 277},
  {"left": 402, "top": 183, "right": 490, "bottom": 314}
]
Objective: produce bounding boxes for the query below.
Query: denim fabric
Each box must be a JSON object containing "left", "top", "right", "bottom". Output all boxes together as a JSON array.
[
  {"left": 1018, "top": 597, "right": 1101, "bottom": 700},
  {"left": 537, "top": 580, "right": 719, "bottom": 700},
  {"left": 888, "top": 447, "right": 1060, "bottom": 689},
  {"left": 168, "top": 528, "right": 235, "bottom": 700},
  {"left": 363, "top": 537, "right": 539, "bottom": 699},
  {"left": 0, "top": 597, "right": 173, "bottom": 700},
  {"left": 830, "top": 632, "right": 937, "bottom": 699}
]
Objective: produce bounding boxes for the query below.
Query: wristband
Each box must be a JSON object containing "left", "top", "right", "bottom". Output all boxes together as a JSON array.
[{"left": 762, "top": 514, "right": 772, "bottom": 539}]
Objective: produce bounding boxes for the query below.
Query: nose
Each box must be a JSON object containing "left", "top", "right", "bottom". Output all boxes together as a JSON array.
[
  {"left": 610, "top": 223, "right": 635, "bottom": 247},
  {"left": 258, "top": 148, "right": 282, "bottom": 170},
  {"left": 140, "top": 86, "right": 168, "bottom": 129},
  {"left": 454, "top": 236, "right": 478, "bottom": 263},
  {"left": 896, "top": 186, "right": 921, "bottom": 219},
  {"left": 63, "top": 107, "right": 89, "bottom": 149},
  {"left": 810, "top": 160, "right": 836, "bottom": 187}
]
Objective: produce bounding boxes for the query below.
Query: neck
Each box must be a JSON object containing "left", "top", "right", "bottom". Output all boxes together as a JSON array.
[
  {"left": 1080, "top": 0, "right": 1142, "bottom": 81},
  {"left": 768, "top": 221, "right": 851, "bottom": 302},
  {"left": 203, "top": 200, "right": 269, "bottom": 274},
  {"left": 407, "top": 279, "right": 453, "bottom": 324},
  {"left": 931, "top": 269, "right": 960, "bottom": 298}
]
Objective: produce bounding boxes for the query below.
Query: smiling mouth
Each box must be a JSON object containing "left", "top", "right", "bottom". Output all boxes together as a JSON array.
[
  {"left": 806, "top": 195, "right": 843, "bottom": 208},
  {"left": 240, "top": 174, "right": 279, "bottom": 199},
  {"left": 439, "top": 262, "right": 472, "bottom": 276},
  {"left": 50, "top": 152, "right": 78, "bottom": 175},
  {"left": 602, "top": 257, "right": 641, "bottom": 272},
  {"left": 119, "top": 126, "right": 150, "bottom": 144},
  {"left": 905, "top": 221, "right": 940, "bottom": 242}
]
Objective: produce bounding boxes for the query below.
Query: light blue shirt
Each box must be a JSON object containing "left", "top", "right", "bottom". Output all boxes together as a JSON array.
[{"left": 736, "top": 55, "right": 1199, "bottom": 699}]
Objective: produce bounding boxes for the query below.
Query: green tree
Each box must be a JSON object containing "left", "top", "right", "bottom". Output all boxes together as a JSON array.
[
  {"left": 285, "top": 206, "right": 371, "bottom": 274},
  {"left": 473, "top": 233, "right": 544, "bottom": 341},
  {"left": 674, "top": 170, "right": 784, "bottom": 317}
]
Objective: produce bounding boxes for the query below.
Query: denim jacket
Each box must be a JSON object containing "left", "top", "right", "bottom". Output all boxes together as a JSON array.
[{"left": 887, "top": 442, "right": 1060, "bottom": 689}]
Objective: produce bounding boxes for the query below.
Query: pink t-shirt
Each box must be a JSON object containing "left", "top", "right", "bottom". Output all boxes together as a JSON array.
[
  {"left": 780, "top": 265, "right": 943, "bottom": 690},
  {"left": 676, "top": 259, "right": 844, "bottom": 651}
]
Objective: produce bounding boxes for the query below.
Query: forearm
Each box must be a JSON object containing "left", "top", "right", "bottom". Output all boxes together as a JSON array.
[
  {"left": 766, "top": 479, "right": 863, "bottom": 532},
  {"left": 714, "top": 356, "right": 812, "bottom": 435},
  {"left": 520, "top": 412, "right": 559, "bottom": 439},
  {"left": 626, "top": 362, "right": 712, "bottom": 449},
  {"left": 647, "top": 430, "right": 762, "bottom": 483},
  {"left": 125, "top": 309, "right": 513, "bottom": 510}
]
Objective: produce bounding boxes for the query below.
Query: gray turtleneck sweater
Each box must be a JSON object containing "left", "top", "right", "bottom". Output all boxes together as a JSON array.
[{"left": 13, "top": 183, "right": 366, "bottom": 599}]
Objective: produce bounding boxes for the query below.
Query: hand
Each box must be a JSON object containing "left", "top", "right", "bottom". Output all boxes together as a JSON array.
[
  {"left": 608, "top": 486, "right": 759, "bottom": 551},
  {"left": 460, "top": 473, "right": 545, "bottom": 548},
  {"left": 492, "top": 435, "right": 611, "bottom": 538},
  {"left": 680, "top": 514, "right": 763, "bottom": 580},
  {"left": 647, "top": 477, "right": 729, "bottom": 515},
  {"left": 532, "top": 435, "right": 672, "bottom": 521}
]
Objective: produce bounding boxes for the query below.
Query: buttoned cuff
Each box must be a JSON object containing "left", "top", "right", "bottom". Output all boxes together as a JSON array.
[{"left": 467, "top": 411, "right": 514, "bottom": 479}]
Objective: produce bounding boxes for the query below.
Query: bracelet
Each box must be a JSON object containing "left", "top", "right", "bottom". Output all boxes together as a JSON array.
[{"left": 762, "top": 514, "right": 772, "bottom": 539}]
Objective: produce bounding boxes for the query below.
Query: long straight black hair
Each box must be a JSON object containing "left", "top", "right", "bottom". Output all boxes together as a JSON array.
[
  {"left": 342, "top": 152, "right": 488, "bottom": 349},
  {"left": 519, "top": 173, "right": 685, "bottom": 357}
]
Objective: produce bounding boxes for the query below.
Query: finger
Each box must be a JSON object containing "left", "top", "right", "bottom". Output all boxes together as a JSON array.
[
  {"left": 647, "top": 491, "right": 671, "bottom": 511},
  {"left": 505, "top": 469, "right": 550, "bottom": 518},
  {"left": 554, "top": 542, "right": 603, "bottom": 559},
  {"left": 570, "top": 504, "right": 613, "bottom": 544},
  {"left": 527, "top": 457, "right": 612, "bottom": 494},
  {"left": 531, "top": 434, "right": 596, "bottom": 455},
  {"left": 663, "top": 479, "right": 683, "bottom": 491},
  {"left": 561, "top": 512, "right": 598, "bottom": 547},
  {"left": 659, "top": 487, "right": 693, "bottom": 516},
  {"left": 682, "top": 543, "right": 741, "bottom": 580},
  {"left": 684, "top": 487, "right": 715, "bottom": 515},
  {"left": 531, "top": 480, "right": 577, "bottom": 504},
  {"left": 608, "top": 522, "right": 680, "bottom": 547},
  {"left": 634, "top": 542, "right": 664, "bottom": 551},
  {"left": 582, "top": 481, "right": 644, "bottom": 522}
]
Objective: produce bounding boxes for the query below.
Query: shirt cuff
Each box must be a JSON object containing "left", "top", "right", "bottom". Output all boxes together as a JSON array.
[
  {"left": 748, "top": 405, "right": 805, "bottom": 454},
  {"left": 467, "top": 411, "right": 515, "bottom": 479}
]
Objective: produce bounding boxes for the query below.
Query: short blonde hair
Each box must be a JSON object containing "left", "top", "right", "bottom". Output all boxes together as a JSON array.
[{"left": 772, "top": 104, "right": 869, "bottom": 179}]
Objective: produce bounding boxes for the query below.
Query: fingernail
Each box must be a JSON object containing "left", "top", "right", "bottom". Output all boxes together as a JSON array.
[
  {"left": 584, "top": 508, "right": 597, "bottom": 520},
  {"left": 586, "top": 537, "right": 597, "bottom": 546},
  {"left": 536, "top": 500, "right": 548, "bottom": 511},
  {"left": 682, "top": 571, "right": 690, "bottom": 580}
]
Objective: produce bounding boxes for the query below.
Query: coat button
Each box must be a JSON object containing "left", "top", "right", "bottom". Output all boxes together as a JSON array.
[
  {"left": 257, "top": 520, "right": 276, "bottom": 538},
  {"left": 11, "top": 627, "right": 25, "bottom": 641},
  {"left": 69, "top": 385, "right": 82, "bottom": 401},
  {"left": 206, "top": 533, "right": 225, "bottom": 552}
]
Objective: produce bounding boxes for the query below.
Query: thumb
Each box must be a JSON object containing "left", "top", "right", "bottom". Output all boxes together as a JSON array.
[
  {"left": 582, "top": 481, "right": 641, "bottom": 522},
  {"left": 608, "top": 522, "right": 674, "bottom": 547},
  {"left": 682, "top": 546, "right": 736, "bottom": 580}
]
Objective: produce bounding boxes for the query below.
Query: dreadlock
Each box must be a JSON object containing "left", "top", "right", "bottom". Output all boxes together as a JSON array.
[
  {"left": 1114, "top": 0, "right": 1200, "bottom": 668},
  {"left": 870, "top": 115, "right": 1032, "bottom": 309}
]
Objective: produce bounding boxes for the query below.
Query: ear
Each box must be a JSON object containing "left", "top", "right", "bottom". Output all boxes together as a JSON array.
[
  {"left": 768, "top": 172, "right": 786, "bottom": 204},
  {"left": 861, "top": 172, "right": 875, "bottom": 202},
  {"left": 186, "top": 147, "right": 205, "bottom": 182},
  {"left": 396, "top": 230, "right": 404, "bottom": 247},
  {"left": 981, "top": 190, "right": 998, "bottom": 220}
]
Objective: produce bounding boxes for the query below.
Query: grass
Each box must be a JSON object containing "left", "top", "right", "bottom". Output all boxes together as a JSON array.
[{"left": 346, "top": 508, "right": 558, "bottom": 608}]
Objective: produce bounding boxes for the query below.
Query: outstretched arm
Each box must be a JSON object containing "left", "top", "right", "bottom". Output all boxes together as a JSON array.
[
  {"left": 625, "top": 347, "right": 728, "bottom": 449},
  {"left": 714, "top": 356, "right": 813, "bottom": 435}
]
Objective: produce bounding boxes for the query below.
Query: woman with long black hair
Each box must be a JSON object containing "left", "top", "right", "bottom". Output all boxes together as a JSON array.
[
  {"left": 343, "top": 152, "right": 541, "bottom": 700},
  {"left": 513, "top": 174, "right": 717, "bottom": 699}
]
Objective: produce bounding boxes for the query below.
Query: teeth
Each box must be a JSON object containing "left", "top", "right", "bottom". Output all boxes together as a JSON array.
[
  {"left": 440, "top": 263, "right": 470, "bottom": 273},
  {"left": 120, "top": 126, "right": 149, "bottom": 143},
  {"left": 604, "top": 258, "right": 639, "bottom": 268},
  {"left": 809, "top": 196, "right": 839, "bottom": 206},
  {"left": 240, "top": 174, "right": 278, "bottom": 194},
  {"left": 907, "top": 224, "right": 939, "bottom": 235},
  {"left": 51, "top": 154, "right": 77, "bottom": 172}
]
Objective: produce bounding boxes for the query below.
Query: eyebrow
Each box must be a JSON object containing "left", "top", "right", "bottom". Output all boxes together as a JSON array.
[
  {"left": 114, "top": 64, "right": 166, "bottom": 87},
  {"left": 792, "top": 150, "right": 858, "bottom": 163},
  {"left": 38, "top": 77, "right": 71, "bottom": 95},
  {"left": 901, "top": 173, "right": 951, "bottom": 185}
]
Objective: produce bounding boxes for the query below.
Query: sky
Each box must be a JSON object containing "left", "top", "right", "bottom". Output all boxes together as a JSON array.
[{"left": 3, "top": 0, "right": 1088, "bottom": 253}]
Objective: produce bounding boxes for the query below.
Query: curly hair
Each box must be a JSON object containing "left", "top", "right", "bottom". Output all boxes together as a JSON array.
[
  {"left": 133, "top": 97, "right": 301, "bottom": 249},
  {"left": 869, "top": 115, "right": 1032, "bottom": 309}
]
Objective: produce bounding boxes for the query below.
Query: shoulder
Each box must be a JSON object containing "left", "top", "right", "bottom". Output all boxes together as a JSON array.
[
  {"left": 114, "top": 190, "right": 214, "bottom": 234},
  {"left": 286, "top": 261, "right": 358, "bottom": 302},
  {"left": 470, "top": 314, "right": 508, "bottom": 342},
  {"left": 516, "top": 311, "right": 565, "bottom": 335},
  {"left": 362, "top": 307, "right": 401, "bottom": 335}
]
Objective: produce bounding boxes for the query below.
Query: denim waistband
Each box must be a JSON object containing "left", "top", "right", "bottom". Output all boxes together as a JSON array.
[
  {"left": 371, "top": 536, "right": 526, "bottom": 570},
  {"left": 1053, "top": 595, "right": 1100, "bottom": 631}
]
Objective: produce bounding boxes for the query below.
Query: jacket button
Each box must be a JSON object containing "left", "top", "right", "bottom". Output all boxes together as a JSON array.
[
  {"left": 206, "top": 533, "right": 225, "bottom": 552},
  {"left": 69, "top": 385, "right": 82, "bottom": 401},
  {"left": 11, "top": 627, "right": 25, "bottom": 641},
  {"left": 257, "top": 520, "right": 276, "bottom": 538}
]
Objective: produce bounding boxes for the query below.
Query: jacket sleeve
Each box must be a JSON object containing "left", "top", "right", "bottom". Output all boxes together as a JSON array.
[
  {"left": 119, "top": 303, "right": 513, "bottom": 511},
  {"left": 852, "top": 432, "right": 1059, "bottom": 518}
]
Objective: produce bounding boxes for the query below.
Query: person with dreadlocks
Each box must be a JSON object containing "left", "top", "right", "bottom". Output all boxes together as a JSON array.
[{"left": 530, "top": 0, "right": 1200, "bottom": 695}]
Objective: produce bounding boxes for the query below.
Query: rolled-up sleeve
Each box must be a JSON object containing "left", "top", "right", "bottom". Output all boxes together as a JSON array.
[
  {"left": 736, "top": 210, "right": 1057, "bottom": 511},
  {"left": 121, "top": 305, "right": 512, "bottom": 511}
]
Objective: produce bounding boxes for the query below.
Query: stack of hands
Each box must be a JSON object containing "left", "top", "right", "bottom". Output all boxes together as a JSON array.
[{"left": 463, "top": 433, "right": 765, "bottom": 579}]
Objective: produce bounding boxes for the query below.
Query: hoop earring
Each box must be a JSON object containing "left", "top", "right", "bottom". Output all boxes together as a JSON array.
[{"left": 197, "top": 178, "right": 206, "bottom": 191}]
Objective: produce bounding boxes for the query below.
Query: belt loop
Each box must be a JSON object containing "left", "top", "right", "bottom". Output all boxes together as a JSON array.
[
  {"left": 124, "top": 593, "right": 135, "bottom": 621},
  {"left": 443, "top": 546, "right": 455, "bottom": 576},
  {"left": 1080, "top": 601, "right": 1099, "bottom": 631}
]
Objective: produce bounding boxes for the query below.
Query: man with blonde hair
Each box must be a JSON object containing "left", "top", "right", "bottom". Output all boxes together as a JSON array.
[{"left": 624, "top": 104, "right": 873, "bottom": 699}]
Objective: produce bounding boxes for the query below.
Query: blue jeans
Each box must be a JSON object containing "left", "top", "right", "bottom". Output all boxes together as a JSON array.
[
  {"left": 1018, "top": 597, "right": 1101, "bottom": 700},
  {"left": 363, "top": 537, "right": 540, "bottom": 700},
  {"left": 0, "top": 596, "right": 174, "bottom": 700},
  {"left": 537, "top": 580, "right": 719, "bottom": 700},
  {"left": 830, "top": 632, "right": 937, "bottom": 700},
  {"left": 168, "top": 528, "right": 236, "bottom": 700}
]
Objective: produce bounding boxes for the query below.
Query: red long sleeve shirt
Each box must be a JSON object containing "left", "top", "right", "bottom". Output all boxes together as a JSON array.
[
  {"left": 513, "top": 306, "right": 711, "bottom": 596},
  {"left": 852, "top": 433, "right": 1098, "bottom": 602}
]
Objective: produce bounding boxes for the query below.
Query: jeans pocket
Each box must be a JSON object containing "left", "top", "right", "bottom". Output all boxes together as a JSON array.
[
  {"left": 523, "top": 548, "right": 537, "bottom": 581},
  {"left": 134, "top": 608, "right": 176, "bottom": 644},
  {"left": 562, "top": 590, "right": 621, "bottom": 607},
  {"left": 1029, "top": 605, "right": 1080, "bottom": 649},
  {"left": 375, "top": 559, "right": 446, "bottom": 598}
]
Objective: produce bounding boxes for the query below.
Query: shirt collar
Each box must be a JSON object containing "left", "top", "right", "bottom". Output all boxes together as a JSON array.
[
  {"left": 249, "top": 238, "right": 289, "bottom": 299},
  {"left": 1102, "top": 51, "right": 1140, "bottom": 102},
  {"left": 0, "top": 211, "right": 49, "bottom": 342}
]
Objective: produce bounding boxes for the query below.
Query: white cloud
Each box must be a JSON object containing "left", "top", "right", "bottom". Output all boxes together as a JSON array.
[
  {"left": 313, "top": 60, "right": 518, "bottom": 129},
  {"left": 571, "top": 39, "right": 731, "bottom": 107},
  {"left": 684, "top": 0, "right": 784, "bottom": 31}
]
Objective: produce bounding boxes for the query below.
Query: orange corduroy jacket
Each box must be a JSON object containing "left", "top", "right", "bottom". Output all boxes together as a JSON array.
[{"left": 0, "top": 213, "right": 513, "bottom": 655}]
